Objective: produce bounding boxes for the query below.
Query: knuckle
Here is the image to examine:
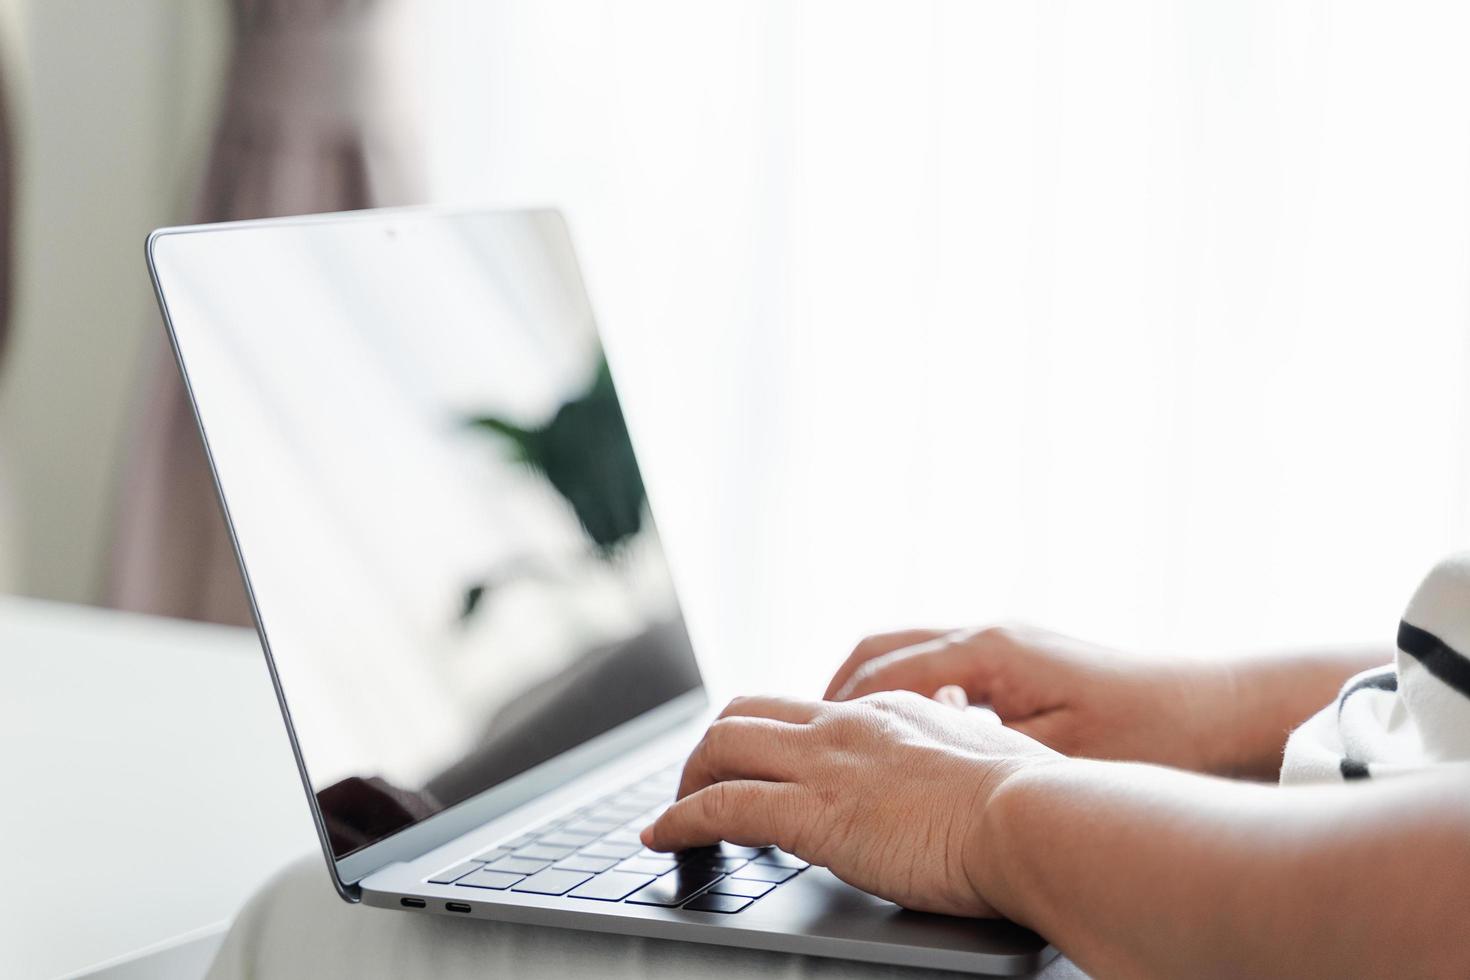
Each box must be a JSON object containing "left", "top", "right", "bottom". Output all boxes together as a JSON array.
[
  {"left": 704, "top": 717, "right": 736, "bottom": 752},
  {"left": 867, "top": 688, "right": 917, "bottom": 709},
  {"left": 848, "top": 696, "right": 907, "bottom": 737},
  {"left": 975, "top": 621, "right": 1026, "bottom": 648},
  {"left": 809, "top": 700, "right": 849, "bottom": 733},
  {"left": 702, "top": 780, "right": 734, "bottom": 819},
  {"left": 719, "top": 695, "right": 750, "bottom": 718}
]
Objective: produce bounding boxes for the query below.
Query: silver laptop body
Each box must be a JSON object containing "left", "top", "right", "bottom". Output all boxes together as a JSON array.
[{"left": 146, "top": 207, "right": 1054, "bottom": 976}]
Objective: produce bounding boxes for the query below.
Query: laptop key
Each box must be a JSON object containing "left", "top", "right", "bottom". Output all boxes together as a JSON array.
[
  {"left": 601, "top": 806, "right": 647, "bottom": 821},
  {"left": 732, "top": 863, "right": 798, "bottom": 884},
  {"left": 513, "top": 844, "right": 576, "bottom": 861},
  {"left": 632, "top": 793, "right": 673, "bottom": 811},
  {"left": 625, "top": 867, "right": 724, "bottom": 907},
  {"left": 563, "top": 818, "right": 621, "bottom": 834},
  {"left": 456, "top": 869, "right": 524, "bottom": 890},
  {"left": 554, "top": 855, "right": 619, "bottom": 874},
  {"left": 427, "top": 861, "right": 483, "bottom": 885},
  {"left": 686, "top": 843, "right": 763, "bottom": 859},
  {"left": 484, "top": 856, "right": 551, "bottom": 875},
  {"left": 752, "top": 849, "right": 810, "bottom": 870},
  {"left": 537, "top": 831, "right": 599, "bottom": 848},
  {"left": 568, "top": 871, "right": 657, "bottom": 902},
  {"left": 683, "top": 893, "right": 753, "bottom": 914},
  {"left": 608, "top": 792, "right": 650, "bottom": 809},
  {"left": 577, "top": 841, "right": 642, "bottom": 860},
  {"left": 709, "top": 877, "right": 774, "bottom": 899},
  {"left": 512, "top": 869, "right": 593, "bottom": 896},
  {"left": 682, "top": 843, "right": 759, "bottom": 862},
  {"left": 471, "top": 847, "right": 511, "bottom": 863},
  {"left": 684, "top": 855, "right": 747, "bottom": 873},
  {"left": 614, "top": 857, "right": 678, "bottom": 876},
  {"left": 499, "top": 834, "right": 538, "bottom": 849},
  {"left": 638, "top": 847, "right": 685, "bottom": 861}
]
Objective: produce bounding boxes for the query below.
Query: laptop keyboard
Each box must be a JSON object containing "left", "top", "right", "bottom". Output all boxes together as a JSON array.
[{"left": 424, "top": 764, "right": 809, "bottom": 914}]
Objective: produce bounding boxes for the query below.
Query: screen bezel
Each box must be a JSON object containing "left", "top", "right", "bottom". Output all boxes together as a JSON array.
[{"left": 145, "top": 207, "right": 708, "bottom": 901}]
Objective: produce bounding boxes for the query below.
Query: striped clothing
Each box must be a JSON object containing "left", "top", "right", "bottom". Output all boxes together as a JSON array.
[{"left": 1281, "top": 552, "right": 1470, "bottom": 784}]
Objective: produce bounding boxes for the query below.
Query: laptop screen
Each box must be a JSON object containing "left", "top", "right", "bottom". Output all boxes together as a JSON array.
[{"left": 150, "top": 210, "right": 702, "bottom": 859}]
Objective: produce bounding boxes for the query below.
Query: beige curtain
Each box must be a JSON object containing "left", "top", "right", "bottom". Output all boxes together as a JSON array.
[{"left": 109, "top": 0, "right": 414, "bottom": 624}]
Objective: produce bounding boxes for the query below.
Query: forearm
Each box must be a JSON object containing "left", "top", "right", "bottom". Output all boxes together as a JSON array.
[
  {"left": 980, "top": 760, "right": 1470, "bottom": 978},
  {"left": 1209, "top": 644, "right": 1391, "bottom": 779}
]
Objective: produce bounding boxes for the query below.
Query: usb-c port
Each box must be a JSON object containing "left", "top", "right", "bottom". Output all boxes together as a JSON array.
[
  {"left": 400, "top": 897, "right": 426, "bottom": 908},
  {"left": 445, "top": 902, "right": 472, "bottom": 913}
]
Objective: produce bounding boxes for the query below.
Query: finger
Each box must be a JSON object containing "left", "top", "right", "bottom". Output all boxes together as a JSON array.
[
  {"left": 835, "top": 631, "right": 995, "bottom": 701},
  {"left": 933, "top": 684, "right": 969, "bottom": 709},
  {"left": 677, "top": 717, "right": 804, "bottom": 799},
  {"left": 716, "top": 694, "right": 820, "bottom": 724},
  {"left": 641, "top": 779, "right": 804, "bottom": 852},
  {"left": 823, "top": 629, "right": 950, "bottom": 700}
]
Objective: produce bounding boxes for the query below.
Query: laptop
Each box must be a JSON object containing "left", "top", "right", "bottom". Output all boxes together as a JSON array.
[{"left": 146, "top": 207, "right": 1054, "bottom": 975}]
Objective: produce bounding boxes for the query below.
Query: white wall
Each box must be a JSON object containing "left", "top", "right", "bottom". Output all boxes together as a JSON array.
[{"left": 0, "top": 0, "right": 225, "bottom": 603}]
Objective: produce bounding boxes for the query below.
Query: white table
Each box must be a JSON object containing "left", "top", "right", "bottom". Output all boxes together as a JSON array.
[{"left": 0, "top": 597, "right": 318, "bottom": 979}]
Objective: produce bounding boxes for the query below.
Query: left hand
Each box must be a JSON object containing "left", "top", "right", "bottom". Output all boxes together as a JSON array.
[
  {"left": 824, "top": 624, "right": 1240, "bottom": 774},
  {"left": 640, "top": 691, "right": 1062, "bottom": 917}
]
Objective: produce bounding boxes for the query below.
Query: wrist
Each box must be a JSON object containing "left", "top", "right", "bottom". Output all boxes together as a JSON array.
[
  {"left": 967, "top": 756, "right": 1078, "bottom": 927},
  {"left": 1203, "top": 647, "right": 1389, "bottom": 779},
  {"left": 1172, "top": 656, "right": 1247, "bottom": 776}
]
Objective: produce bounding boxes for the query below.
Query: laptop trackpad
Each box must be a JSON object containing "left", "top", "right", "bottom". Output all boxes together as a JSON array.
[{"left": 760, "top": 867, "right": 1055, "bottom": 972}]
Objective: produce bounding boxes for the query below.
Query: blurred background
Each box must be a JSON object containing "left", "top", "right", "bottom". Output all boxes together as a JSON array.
[{"left": 1, "top": 0, "right": 1468, "bottom": 697}]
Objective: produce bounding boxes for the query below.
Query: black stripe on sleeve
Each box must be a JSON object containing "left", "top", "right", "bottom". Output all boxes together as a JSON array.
[
  {"left": 1337, "top": 669, "right": 1397, "bottom": 718},
  {"left": 1340, "top": 757, "right": 1371, "bottom": 780},
  {"left": 1397, "top": 621, "right": 1470, "bottom": 701}
]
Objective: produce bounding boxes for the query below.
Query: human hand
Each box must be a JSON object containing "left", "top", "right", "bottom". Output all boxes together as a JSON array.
[
  {"left": 640, "top": 692, "right": 1061, "bottom": 917},
  {"left": 825, "top": 624, "right": 1237, "bottom": 774}
]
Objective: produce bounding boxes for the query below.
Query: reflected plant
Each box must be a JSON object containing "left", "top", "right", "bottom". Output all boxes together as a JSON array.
[{"left": 461, "top": 358, "right": 646, "bottom": 620}]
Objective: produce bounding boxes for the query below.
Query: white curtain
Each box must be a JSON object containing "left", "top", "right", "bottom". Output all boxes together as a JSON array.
[{"left": 424, "top": 1, "right": 1470, "bottom": 694}]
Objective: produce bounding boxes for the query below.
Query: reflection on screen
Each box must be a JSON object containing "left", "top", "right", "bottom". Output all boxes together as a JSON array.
[{"left": 152, "top": 210, "right": 702, "bottom": 858}]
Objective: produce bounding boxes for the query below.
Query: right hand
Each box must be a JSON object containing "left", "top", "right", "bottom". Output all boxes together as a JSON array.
[
  {"left": 825, "top": 624, "right": 1239, "bottom": 774},
  {"left": 643, "top": 691, "right": 1062, "bottom": 918}
]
